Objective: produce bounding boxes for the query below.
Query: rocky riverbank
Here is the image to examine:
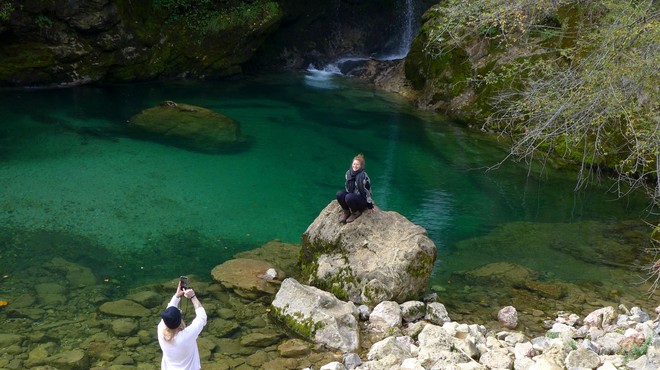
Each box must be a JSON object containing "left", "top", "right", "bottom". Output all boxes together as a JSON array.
[
  {"left": 308, "top": 297, "right": 660, "bottom": 369},
  {"left": 0, "top": 241, "right": 658, "bottom": 369},
  {"left": 0, "top": 242, "right": 346, "bottom": 370},
  {"left": 0, "top": 206, "right": 656, "bottom": 369}
]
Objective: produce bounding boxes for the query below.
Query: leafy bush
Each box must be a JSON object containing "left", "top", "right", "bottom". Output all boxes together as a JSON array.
[
  {"left": 0, "top": 1, "right": 13, "bottom": 22},
  {"left": 35, "top": 15, "right": 53, "bottom": 29},
  {"left": 421, "top": 0, "right": 570, "bottom": 56},
  {"left": 485, "top": 0, "right": 659, "bottom": 207},
  {"left": 153, "top": 0, "right": 215, "bottom": 24},
  {"left": 151, "top": 0, "right": 279, "bottom": 36},
  {"left": 204, "top": 1, "right": 279, "bottom": 33},
  {"left": 624, "top": 335, "right": 651, "bottom": 361}
]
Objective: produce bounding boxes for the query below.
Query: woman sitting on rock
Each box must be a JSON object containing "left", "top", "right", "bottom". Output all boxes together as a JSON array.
[{"left": 337, "top": 153, "right": 375, "bottom": 223}]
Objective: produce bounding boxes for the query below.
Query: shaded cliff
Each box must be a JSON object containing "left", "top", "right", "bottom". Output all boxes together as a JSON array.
[
  {"left": 0, "top": 0, "right": 431, "bottom": 86},
  {"left": 0, "top": 0, "right": 287, "bottom": 86}
]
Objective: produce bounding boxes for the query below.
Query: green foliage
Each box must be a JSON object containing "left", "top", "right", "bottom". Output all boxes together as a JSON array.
[
  {"left": 152, "top": 0, "right": 280, "bottom": 37},
  {"left": 204, "top": 1, "right": 279, "bottom": 34},
  {"left": 477, "top": 23, "right": 499, "bottom": 37},
  {"left": 644, "top": 231, "right": 660, "bottom": 295},
  {"left": 153, "top": 0, "right": 213, "bottom": 13},
  {"left": 530, "top": 25, "right": 560, "bottom": 40},
  {"left": 566, "top": 338, "right": 577, "bottom": 350},
  {"left": 35, "top": 15, "right": 53, "bottom": 29},
  {"left": 546, "top": 331, "right": 559, "bottom": 339},
  {"left": 421, "top": 0, "right": 571, "bottom": 58},
  {"left": 623, "top": 335, "right": 652, "bottom": 361},
  {"left": 479, "top": 0, "right": 659, "bottom": 206},
  {"left": 0, "top": 0, "right": 13, "bottom": 22},
  {"left": 153, "top": 0, "right": 213, "bottom": 30}
]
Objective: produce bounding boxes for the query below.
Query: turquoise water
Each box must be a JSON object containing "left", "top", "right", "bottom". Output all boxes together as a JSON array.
[{"left": 0, "top": 73, "right": 655, "bottom": 303}]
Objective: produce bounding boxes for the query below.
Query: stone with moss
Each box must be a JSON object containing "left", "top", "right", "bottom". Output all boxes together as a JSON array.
[
  {"left": 270, "top": 278, "right": 359, "bottom": 352},
  {"left": 127, "top": 101, "right": 247, "bottom": 153},
  {"left": 301, "top": 201, "right": 437, "bottom": 306}
]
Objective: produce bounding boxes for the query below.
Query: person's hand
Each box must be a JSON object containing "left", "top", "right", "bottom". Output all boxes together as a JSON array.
[
  {"left": 175, "top": 280, "right": 185, "bottom": 298},
  {"left": 184, "top": 289, "right": 196, "bottom": 299},
  {"left": 367, "top": 208, "right": 375, "bottom": 214}
]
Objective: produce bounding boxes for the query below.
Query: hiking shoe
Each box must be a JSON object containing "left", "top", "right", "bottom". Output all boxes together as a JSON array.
[
  {"left": 339, "top": 209, "right": 351, "bottom": 223},
  {"left": 345, "top": 211, "right": 361, "bottom": 223}
]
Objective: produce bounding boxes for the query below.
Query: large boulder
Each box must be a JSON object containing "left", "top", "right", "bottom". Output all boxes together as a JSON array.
[
  {"left": 127, "top": 101, "right": 246, "bottom": 153},
  {"left": 300, "top": 201, "right": 437, "bottom": 306},
  {"left": 271, "top": 278, "right": 359, "bottom": 352}
]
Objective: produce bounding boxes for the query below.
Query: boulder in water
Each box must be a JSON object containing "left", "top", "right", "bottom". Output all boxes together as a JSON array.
[
  {"left": 211, "top": 258, "right": 285, "bottom": 298},
  {"left": 300, "top": 201, "right": 437, "bottom": 306},
  {"left": 127, "top": 101, "right": 247, "bottom": 153}
]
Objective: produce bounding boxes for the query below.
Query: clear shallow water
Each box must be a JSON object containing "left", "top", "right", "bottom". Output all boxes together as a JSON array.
[{"left": 0, "top": 73, "right": 656, "bottom": 305}]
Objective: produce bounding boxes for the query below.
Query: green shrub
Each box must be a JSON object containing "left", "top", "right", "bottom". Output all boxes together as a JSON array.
[
  {"left": 204, "top": 1, "right": 280, "bottom": 33},
  {"left": 0, "top": 1, "right": 13, "bottom": 22},
  {"left": 624, "top": 336, "right": 652, "bottom": 361},
  {"left": 35, "top": 15, "right": 53, "bottom": 29}
]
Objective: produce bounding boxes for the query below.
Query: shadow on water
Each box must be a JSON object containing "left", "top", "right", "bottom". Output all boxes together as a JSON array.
[{"left": 0, "top": 227, "right": 253, "bottom": 296}]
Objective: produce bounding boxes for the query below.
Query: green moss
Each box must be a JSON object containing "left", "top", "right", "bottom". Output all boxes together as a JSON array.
[
  {"left": 403, "top": 36, "right": 427, "bottom": 90},
  {"left": 299, "top": 233, "right": 343, "bottom": 280},
  {"left": 361, "top": 282, "right": 386, "bottom": 305},
  {"left": 204, "top": 1, "right": 281, "bottom": 34},
  {"left": 406, "top": 252, "right": 436, "bottom": 278},
  {"left": 299, "top": 234, "right": 361, "bottom": 301},
  {"left": 407, "top": 304, "right": 425, "bottom": 318},
  {"left": 0, "top": 43, "right": 57, "bottom": 84},
  {"left": 269, "top": 305, "right": 326, "bottom": 339}
]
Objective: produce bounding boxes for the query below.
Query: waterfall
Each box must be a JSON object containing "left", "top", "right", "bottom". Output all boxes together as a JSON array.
[
  {"left": 382, "top": 0, "right": 416, "bottom": 60},
  {"left": 305, "top": 0, "right": 420, "bottom": 87}
]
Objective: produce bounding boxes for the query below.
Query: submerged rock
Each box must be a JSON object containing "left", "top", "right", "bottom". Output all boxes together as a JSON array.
[
  {"left": 127, "top": 101, "right": 247, "bottom": 153},
  {"left": 45, "top": 349, "right": 89, "bottom": 370},
  {"left": 45, "top": 257, "right": 97, "bottom": 287},
  {"left": 210, "top": 258, "right": 285, "bottom": 298},
  {"left": 300, "top": 201, "right": 437, "bottom": 306},
  {"left": 452, "top": 261, "right": 538, "bottom": 288},
  {"left": 98, "top": 299, "right": 150, "bottom": 317}
]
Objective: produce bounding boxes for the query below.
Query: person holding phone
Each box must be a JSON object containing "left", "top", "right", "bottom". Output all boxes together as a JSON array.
[{"left": 157, "top": 277, "right": 207, "bottom": 370}]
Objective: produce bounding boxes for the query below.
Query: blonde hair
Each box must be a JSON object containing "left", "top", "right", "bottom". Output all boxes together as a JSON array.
[
  {"left": 353, "top": 153, "right": 365, "bottom": 167},
  {"left": 162, "top": 321, "right": 186, "bottom": 342}
]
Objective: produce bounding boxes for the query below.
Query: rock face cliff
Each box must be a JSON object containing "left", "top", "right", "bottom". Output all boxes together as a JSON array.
[
  {"left": 0, "top": 0, "right": 429, "bottom": 86},
  {"left": 0, "top": 0, "right": 283, "bottom": 86},
  {"left": 300, "top": 201, "right": 437, "bottom": 306},
  {"left": 402, "top": 1, "right": 595, "bottom": 124}
]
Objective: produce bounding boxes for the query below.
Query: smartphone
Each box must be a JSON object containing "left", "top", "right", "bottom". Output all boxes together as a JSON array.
[{"left": 180, "top": 276, "right": 189, "bottom": 290}]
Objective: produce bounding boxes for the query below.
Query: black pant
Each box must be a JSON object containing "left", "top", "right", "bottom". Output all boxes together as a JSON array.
[{"left": 336, "top": 190, "right": 367, "bottom": 213}]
